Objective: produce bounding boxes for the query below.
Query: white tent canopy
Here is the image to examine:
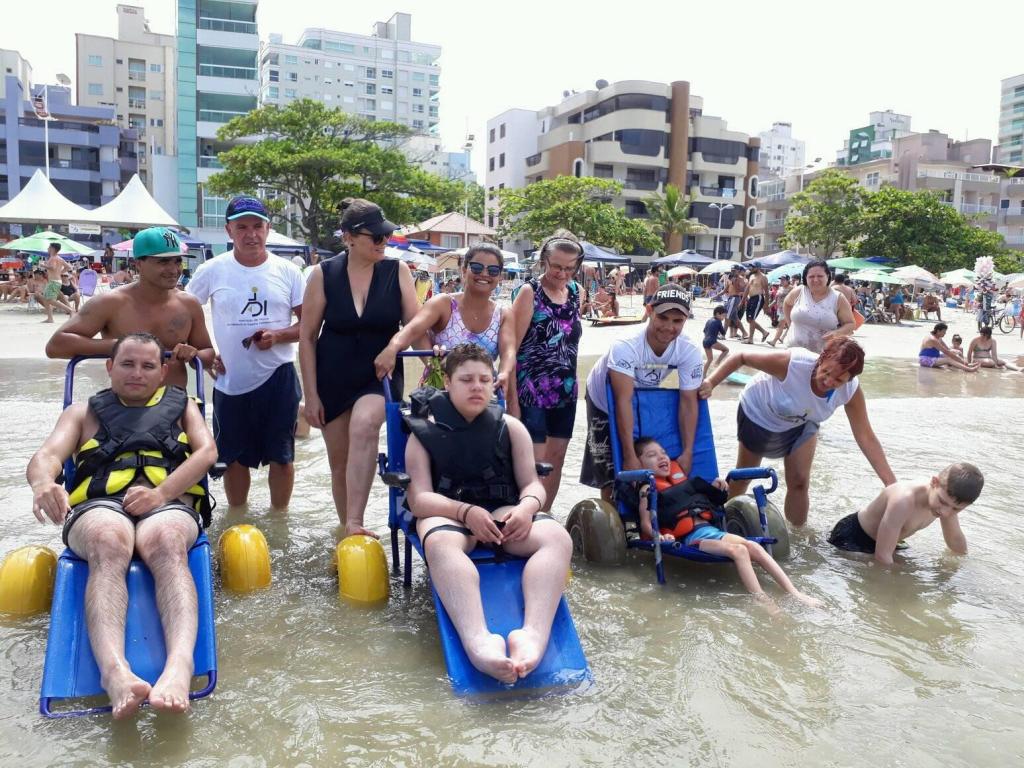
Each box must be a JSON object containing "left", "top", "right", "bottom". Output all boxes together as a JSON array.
[
  {"left": 0, "top": 170, "right": 180, "bottom": 229},
  {"left": 0, "top": 169, "right": 92, "bottom": 225},
  {"left": 85, "top": 174, "right": 179, "bottom": 228}
]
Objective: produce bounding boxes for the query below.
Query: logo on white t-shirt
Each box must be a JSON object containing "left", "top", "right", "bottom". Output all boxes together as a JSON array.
[{"left": 241, "top": 287, "right": 268, "bottom": 317}]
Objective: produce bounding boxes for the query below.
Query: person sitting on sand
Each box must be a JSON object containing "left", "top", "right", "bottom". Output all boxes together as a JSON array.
[
  {"left": 949, "top": 334, "right": 965, "bottom": 360},
  {"left": 921, "top": 292, "right": 942, "bottom": 321},
  {"left": 967, "top": 326, "right": 1019, "bottom": 371},
  {"left": 404, "top": 343, "right": 573, "bottom": 683},
  {"left": 46, "top": 227, "right": 215, "bottom": 390},
  {"left": 828, "top": 462, "right": 981, "bottom": 566},
  {"left": 26, "top": 333, "right": 217, "bottom": 719},
  {"left": 634, "top": 437, "right": 821, "bottom": 607},
  {"left": 919, "top": 323, "right": 978, "bottom": 372}
]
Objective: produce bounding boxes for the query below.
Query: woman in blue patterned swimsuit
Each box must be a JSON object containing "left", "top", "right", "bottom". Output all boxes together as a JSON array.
[{"left": 511, "top": 230, "right": 584, "bottom": 513}]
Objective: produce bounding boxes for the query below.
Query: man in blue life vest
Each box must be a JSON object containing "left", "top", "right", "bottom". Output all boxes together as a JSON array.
[{"left": 26, "top": 332, "right": 216, "bottom": 720}]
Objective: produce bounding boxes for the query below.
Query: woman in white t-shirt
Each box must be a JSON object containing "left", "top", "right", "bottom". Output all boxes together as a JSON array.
[
  {"left": 700, "top": 336, "right": 896, "bottom": 527},
  {"left": 774, "top": 260, "right": 855, "bottom": 353}
]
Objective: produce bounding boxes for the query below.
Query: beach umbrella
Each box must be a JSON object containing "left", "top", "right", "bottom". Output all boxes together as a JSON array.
[
  {"left": 653, "top": 250, "right": 716, "bottom": 267},
  {"left": 891, "top": 265, "right": 939, "bottom": 283},
  {"left": 827, "top": 256, "right": 892, "bottom": 272},
  {"left": 386, "top": 246, "right": 437, "bottom": 267},
  {"left": 3, "top": 230, "right": 95, "bottom": 256},
  {"left": 940, "top": 267, "right": 974, "bottom": 283},
  {"left": 848, "top": 269, "right": 908, "bottom": 285},
  {"left": 699, "top": 260, "right": 738, "bottom": 275},
  {"left": 747, "top": 249, "right": 810, "bottom": 269},
  {"left": 667, "top": 265, "right": 697, "bottom": 278},
  {"left": 766, "top": 262, "right": 806, "bottom": 283}
]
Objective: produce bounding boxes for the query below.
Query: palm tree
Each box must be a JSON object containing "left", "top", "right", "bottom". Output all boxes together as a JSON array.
[{"left": 643, "top": 184, "right": 708, "bottom": 253}]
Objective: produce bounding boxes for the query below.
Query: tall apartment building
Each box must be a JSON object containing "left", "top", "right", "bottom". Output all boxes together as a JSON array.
[
  {"left": 757, "top": 122, "right": 805, "bottom": 178},
  {"left": 836, "top": 110, "right": 912, "bottom": 167},
  {"left": 485, "top": 80, "right": 761, "bottom": 259},
  {"left": 176, "top": 0, "right": 259, "bottom": 229},
  {"left": 0, "top": 49, "right": 32, "bottom": 100},
  {"left": 995, "top": 74, "right": 1024, "bottom": 164},
  {"left": 0, "top": 67, "right": 121, "bottom": 218},
  {"left": 75, "top": 5, "right": 176, "bottom": 194},
  {"left": 259, "top": 14, "right": 440, "bottom": 134}
]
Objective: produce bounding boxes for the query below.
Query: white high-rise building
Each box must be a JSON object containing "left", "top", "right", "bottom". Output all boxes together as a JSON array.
[
  {"left": 757, "top": 122, "right": 805, "bottom": 178},
  {"left": 996, "top": 74, "right": 1024, "bottom": 165},
  {"left": 76, "top": 4, "right": 177, "bottom": 193},
  {"left": 260, "top": 13, "right": 440, "bottom": 134}
]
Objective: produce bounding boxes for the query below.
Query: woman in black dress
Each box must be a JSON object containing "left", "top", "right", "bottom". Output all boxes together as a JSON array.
[{"left": 300, "top": 199, "right": 420, "bottom": 536}]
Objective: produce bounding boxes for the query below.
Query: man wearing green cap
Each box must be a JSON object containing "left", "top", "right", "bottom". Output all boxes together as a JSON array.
[{"left": 46, "top": 227, "right": 215, "bottom": 388}]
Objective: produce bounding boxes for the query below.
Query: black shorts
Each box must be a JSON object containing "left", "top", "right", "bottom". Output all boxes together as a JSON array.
[
  {"left": 827, "top": 512, "right": 877, "bottom": 553},
  {"left": 745, "top": 294, "right": 764, "bottom": 320},
  {"left": 736, "top": 403, "right": 818, "bottom": 459},
  {"left": 60, "top": 284, "right": 76, "bottom": 297},
  {"left": 725, "top": 295, "right": 742, "bottom": 321},
  {"left": 419, "top": 512, "right": 557, "bottom": 552},
  {"left": 62, "top": 497, "right": 203, "bottom": 548},
  {"left": 213, "top": 362, "right": 301, "bottom": 468},
  {"left": 519, "top": 401, "right": 577, "bottom": 443},
  {"left": 580, "top": 393, "right": 613, "bottom": 489}
]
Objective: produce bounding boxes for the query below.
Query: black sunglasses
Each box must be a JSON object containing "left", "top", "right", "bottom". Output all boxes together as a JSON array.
[
  {"left": 355, "top": 230, "right": 388, "bottom": 245},
  {"left": 467, "top": 261, "right": 502, "bottom": 277}
]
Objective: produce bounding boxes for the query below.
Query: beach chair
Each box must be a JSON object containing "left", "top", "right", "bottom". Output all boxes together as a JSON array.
[
  {"left": 39, "top": 356, "right": 218, "bottom": 717},
  {"left": 77, "top": 269, "right": 98, "bottom": 298},
  {"left": 565, "top": 376, "right": 789, "bottom": 584},
  {"left": 377, "top": 351, "right": 589, "bottom": 695}
]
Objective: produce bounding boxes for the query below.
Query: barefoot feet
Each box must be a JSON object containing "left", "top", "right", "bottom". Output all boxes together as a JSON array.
[
  {"left": 149, "top": 658, "right": 193, "bottom": 715},
  {"left": 465, "top": 632, "right": 517, "bottom": 684},
  {"left": 103, "top": 667, "right": 151, "bottom": 720},
  {"left": 792, "top": 591, "right": 825, "bottom": 609},
  {"left": 507, "top": 628, "right": 545, "bottom": 680},
  {"left": 344, "top": 522, "right": 379, "bottom": 539}
]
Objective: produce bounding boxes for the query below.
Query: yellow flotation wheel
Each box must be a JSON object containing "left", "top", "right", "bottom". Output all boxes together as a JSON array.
[
  {"left": 336, "top": 535, "right": 389, "bottom": 606},
  {"left": 218, "top": 525, "right": 272, "bottom": 593},
  {"left": 0, "top": 546, "right": 57, "bottom": 615}
]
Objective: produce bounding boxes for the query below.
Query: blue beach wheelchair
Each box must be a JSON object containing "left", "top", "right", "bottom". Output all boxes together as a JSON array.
[
  {"left": 38, "top": 355, "right": 218, "bottom": 717},
  {"left": 566, "top": 379, "right": 790, "bottom": 584},
  {"left": 376, "top": 351, "right": 590, "bottom": 695}
]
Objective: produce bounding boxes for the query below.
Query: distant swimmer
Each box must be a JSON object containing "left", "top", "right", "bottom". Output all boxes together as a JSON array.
[
  {"left": 828, "top": 462, "right": 983, "bottom": 566},
  {"left": 27, "top": 333, "right": 216, "bottom": 718}
]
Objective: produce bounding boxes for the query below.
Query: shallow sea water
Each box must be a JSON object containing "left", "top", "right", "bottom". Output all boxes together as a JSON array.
[{"left": 0, "top": 357, "right": 1022, "bottom": 766}]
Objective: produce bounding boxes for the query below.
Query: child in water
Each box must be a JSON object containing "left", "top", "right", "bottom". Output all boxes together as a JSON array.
[
  {"left": 634, "top": 437, "right": 821, "bottom": 606},
  {"left": 828, "top": 462, "right": 982, "bottom": 565}
]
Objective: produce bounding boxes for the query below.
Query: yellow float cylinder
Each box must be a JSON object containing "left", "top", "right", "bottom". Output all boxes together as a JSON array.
[
  {"left": 0, "top": 546, "right": 57, "bottom": 615},
  {"left": 218, "top": 525, "right": 271, "bottom": 593},
  {"left": 336, "top": 535, "right": 389, "bottom": 606}
]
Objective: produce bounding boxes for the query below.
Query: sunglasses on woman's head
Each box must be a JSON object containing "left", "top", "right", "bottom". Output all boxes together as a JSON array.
[
  {"left": 355, "top": 230, "right": 388, "bottom": 245},
  {"left": 467, "top": 261, "right": 502, "bottom": 277}
]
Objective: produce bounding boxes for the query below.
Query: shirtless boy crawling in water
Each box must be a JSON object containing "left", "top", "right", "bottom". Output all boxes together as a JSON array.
[{"left": 828, "top": 462, "right": 983, "bottom": 565}]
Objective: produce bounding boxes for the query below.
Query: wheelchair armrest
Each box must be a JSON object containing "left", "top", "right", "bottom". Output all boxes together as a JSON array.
[
  {"left": 616, "top": 469, "right": 655, "bottom": 485},
  {"left": 382, "top": 471, "right": 411, "bottom": 490},
  {"left": 726, "top": 467, "right": 778, "bottom": 493},
  {"left": 535, "top": 462, "right": 553, "bottom": 478},
  {"left": 208, "top": 462, "right": 228, "bottom": 480}
]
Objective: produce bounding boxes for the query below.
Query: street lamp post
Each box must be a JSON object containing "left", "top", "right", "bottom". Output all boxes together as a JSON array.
[
  {"left": 461, "top": 133, "right": 474, "bottom": 247},
  {"left": 710, "top": 202, "right": 734, "bottom": 259}
]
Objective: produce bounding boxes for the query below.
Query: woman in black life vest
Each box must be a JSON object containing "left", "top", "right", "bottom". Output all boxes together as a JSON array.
[{"left": 404, "top": 344, "right": 573, "bottom": 685}]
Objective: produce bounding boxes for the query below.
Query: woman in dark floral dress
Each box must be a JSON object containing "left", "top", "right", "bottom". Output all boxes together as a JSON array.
[{"left": 510, "top": 229, "right": 584, "bottom": 513}]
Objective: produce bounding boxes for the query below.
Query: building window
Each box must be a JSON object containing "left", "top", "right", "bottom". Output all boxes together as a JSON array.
[
  {"left": 288, "top": 72, "right": 297, "bottom": 82},
  {"left": 149, "top": 63, "right": 162, "bottom": 72},
  {"left": 412, "top": 103, "right": 424, "bottom": 113},
  {"left": 441, "top": 234, "right": 462, "bottom": 249},
  {"left": 500, "top": 123, "right": 506, "bottom": 138},
  {"left": 413, "top": 87, "right": 423, "bottom": 98},
  {"left": 381, "top": 86, "right": 393, "bottom": 95},
  {"left": 748, "top": 175, "right": 758, "bottom": 198},
  {"left": 573, "top": 158, "right": 584, "bottom": 177},
  {"left": 865, "top": 171, "right": 880, "bottom": 186},
  {"left": 150, "top": 90, "right": 162, "bottom": 101},
  {"left": 747, "top": 207, "right": 757, "bottom": 227},
  {"left": 269, "top": 70, "right": 279, "bottom": 82},
  {"left": 412, "top": 119, "right": 424, "bottom": 129},
  {"left": 365, "top": 84, "right": 376, "bottom": 95},
  {"left": 489, "top": 127, "right": 495, "bottom": 143},
  {"left": 285, "top": 55, "right": 298, "bottom": 65},
  {"left": 87, "top": 83, "right": 103, "bottom": 96},
  {"left": 365, "top": 67, "right": 376, "bottom": 79},
  {"left": 412, "top": 71, "right": 425, "bottom": 82},
  {"left": 268, "top": 86, "right": 279, "bottom": 99},
  {"left": 489, "top": 157, "right": 495, "bottom": 171},
  {"left": 88, "top": 55, "right": 103, "bottom": 67},
  {"left": 382, "top": 69, "right": 393, "bottom": 78},
  {"left": 285, "top": 89, "right": 296, "bottom": 98},
  {"left": 499, "top": 153, "right": 505, "bottom": 168}
]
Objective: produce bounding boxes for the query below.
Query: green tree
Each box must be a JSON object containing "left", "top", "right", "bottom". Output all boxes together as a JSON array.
[
  {"left": 642, "top": 184, "right": 707, "bottom": 252},
  {"left": 854, "top": 187, "right": 1008, "bottom": 273},
  {"left": 781, "top": 169, "right": 866, "bottom": 257},
  {"left": 495, "top": 176, "right": 662, "bottom": 253},
  {"left": 206, "top": 99, "right": 471, "bottom": 247}
]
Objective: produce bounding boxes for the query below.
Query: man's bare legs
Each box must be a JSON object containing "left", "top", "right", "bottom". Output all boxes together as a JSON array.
[
  {"left": 67, "top": 507, "right": 150, "bottom": 720},
  {"left": 222, "top": 462, "right": 252, "bottom": 507},
  {"left": 502, "top": 521, "right": 572, "bottom": 678},
  {"left": 322, "top": 410, "right": 352, "bottom": 528},
  {"left": 697, "top": 534, "right": 821, "bottom": 606},
  {"left": 342, "top": 395, "right": 385, "bottom": 537},
  {"left": 135, "top": 510, "right": 199, "bottom": 713},
  {"left": 534, "top": 437, "right": 569, "bottom": 513},
  {"left": 419, "top": 523, "right": 517, "bottom": 684},
  {"left": 268, "top": 461, "right": 294, "bottom": 510}
]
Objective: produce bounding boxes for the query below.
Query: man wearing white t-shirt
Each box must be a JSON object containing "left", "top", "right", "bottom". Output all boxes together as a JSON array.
[
  {"left": 187, "top": 196, "right": 305, "bottom": 509},
  {"left": 581, "top": 285, "right": 703, "bottom": 490}
]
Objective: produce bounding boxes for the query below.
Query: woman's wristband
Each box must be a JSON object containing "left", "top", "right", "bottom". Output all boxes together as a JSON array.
[{"left": 519, "top": 494, "right": 543, "bottom": 512}]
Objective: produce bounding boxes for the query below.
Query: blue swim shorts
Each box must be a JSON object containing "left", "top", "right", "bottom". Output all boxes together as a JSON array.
[{"left": 683, "top": 525, "right": 727, "bottom": 546}]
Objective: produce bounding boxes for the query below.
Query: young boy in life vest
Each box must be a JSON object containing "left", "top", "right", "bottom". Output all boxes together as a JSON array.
[{"left": 634, "top": 437, "right": 821, "bottom": 607}]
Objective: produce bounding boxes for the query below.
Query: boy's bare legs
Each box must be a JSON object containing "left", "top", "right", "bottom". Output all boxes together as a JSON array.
[{"left": 698, "top": 534, "right": 822, "bottom": 607}]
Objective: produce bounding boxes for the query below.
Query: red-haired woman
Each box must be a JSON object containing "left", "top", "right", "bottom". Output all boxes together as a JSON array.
[{"left": 699, "top": 337, "right": 896, "bottom": 526}]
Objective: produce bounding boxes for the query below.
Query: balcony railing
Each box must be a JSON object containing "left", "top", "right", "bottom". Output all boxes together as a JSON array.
[
  {"left": 199, "top": 64, "right": 257, "bottom": 80},
  {"left": 198, "top": 155, "right": 223, "bottom": 168},
  {"left": 700, "top": 186, "right": 738, "bottom": 198},
  {"left": 128, "top": 99, "right": 146, "bottom": 109},
  {"left": 199, "top": 17, "right": 257, "bottom": 35},
  {"left": 765, "top": 217, "right": 786, "bottom": 227},
  {"left": 53, "top": 159, "right": 100, "bottom": 172},
  {"left": 198, "top": 109, "right": 249, "bottom": 123},
  {"left": 128, "top": 71, "right": 146, "bottom": 82},
  {"left": 623, "top": 179, "right": 659, "bottom": 191},
  {"left": 1003, "top": 235, "right": 1024, "bottom": 245},
  {"left": 940, "top": 201, "right": 997, "bottom": 215},
  {"left": 1008, "top": 177, "right": 1024, "bottom": 185},
  {"left": 762, "top": 192, "right": 786, "bottom": 202},
  {"left": 918, "top": 170, "right": 999, "bottom": 183}
]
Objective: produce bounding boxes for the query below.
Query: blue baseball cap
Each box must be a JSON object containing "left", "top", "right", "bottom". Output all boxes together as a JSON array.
[
  {"left": 132, "top": 227, "right": 182, "bottom": 259},
  {"left": 225, "top": 195, "right": 270, "bottom": 222}
]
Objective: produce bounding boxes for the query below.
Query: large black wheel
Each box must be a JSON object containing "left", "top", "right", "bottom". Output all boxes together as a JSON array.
[
  {"left": 565, "top": 499, "right": 627, "bottom": 565},
  {"left": 997, "top": 312, "right": 1016, "bottom": 335},
  {"left": 724, "top": 496, "right": 791, "bottom": 561}
]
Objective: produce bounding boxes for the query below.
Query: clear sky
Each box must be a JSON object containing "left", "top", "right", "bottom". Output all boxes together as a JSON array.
[{"left": 5, "top": 0, "right": 1021, "bottom": 179}]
